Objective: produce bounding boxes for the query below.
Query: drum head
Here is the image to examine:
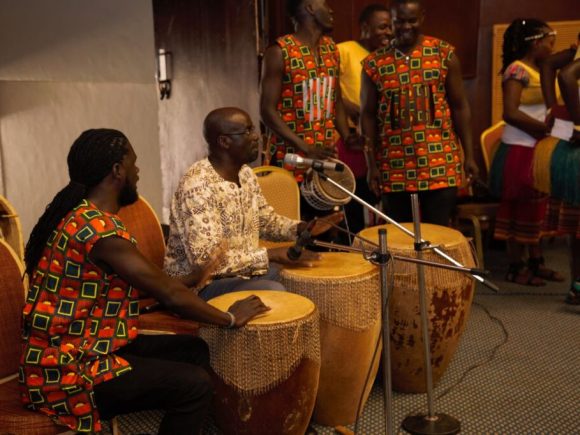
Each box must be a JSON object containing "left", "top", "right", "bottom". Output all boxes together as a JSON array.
[
  {"left": 314, "top": 160, "right": 356, "bottom": 202},
  {"left": 358, "top": 223, "right": 467, "bottom": 249},
  {"left": 282, "top": 252, "right": 376, "bottom": 278},
  {"left": 207, "top": 290, "right": 315, "bottom": 325}
]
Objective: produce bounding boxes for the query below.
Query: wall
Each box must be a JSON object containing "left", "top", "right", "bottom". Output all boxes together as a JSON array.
[{"left": 0, "top": 0, "right": 160, "bottom": 237}]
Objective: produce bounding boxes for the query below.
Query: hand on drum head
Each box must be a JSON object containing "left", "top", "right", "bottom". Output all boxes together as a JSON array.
[
  {"left": 268, "top": 246, "right": 321, "bottom": 267},
  {"left": 227, "top": 295, "right": 271, "bottom": 327},
  {"left": 310, "top": 212, "right": 344, "bottom": 236}
]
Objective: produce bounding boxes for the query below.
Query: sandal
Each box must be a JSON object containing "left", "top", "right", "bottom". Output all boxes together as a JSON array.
[
  {"left": 527, "top": 257, "right": 565, "bottom": 282},
  {"left": 505, "top": 262, "right": 546, "bottom": 287}
]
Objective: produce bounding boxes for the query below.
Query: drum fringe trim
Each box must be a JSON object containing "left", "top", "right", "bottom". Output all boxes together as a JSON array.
[
  {"left": 199, "top": 310, "right": 320, "bottom": 396},
  {"left": 280, "top": 270, "right": 381, "bottom": 330}
]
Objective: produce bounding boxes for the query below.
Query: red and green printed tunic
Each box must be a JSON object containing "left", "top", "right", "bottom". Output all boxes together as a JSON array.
[
  {"left": 267, "top": 34, "right": 340, "bottom": 182},
  {"left": 362, "top": 36, "right": 463, "bottom": 193},
  {"left": 19, "top": 200, "right": 139, "bottom": 433}
]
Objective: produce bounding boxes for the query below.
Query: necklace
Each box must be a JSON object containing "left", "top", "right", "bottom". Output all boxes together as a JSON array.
[{"left": 394, "top": 48, "right": 410, "bottom": 64}]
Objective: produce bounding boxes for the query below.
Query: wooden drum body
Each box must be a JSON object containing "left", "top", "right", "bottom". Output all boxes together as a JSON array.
[
  {"left": 280, "top": 253, "right": 381, "bottom": 426},
  {"left": 200, "top": 291, "right": 320, "bottom": 435},
  {"left": 358, "top": 223, "right": 476, "bottom": 393}
]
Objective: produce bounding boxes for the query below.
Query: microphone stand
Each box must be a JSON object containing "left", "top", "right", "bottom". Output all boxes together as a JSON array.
[{"left": 308, "top": 168, "right": 496, "bottom": 435}]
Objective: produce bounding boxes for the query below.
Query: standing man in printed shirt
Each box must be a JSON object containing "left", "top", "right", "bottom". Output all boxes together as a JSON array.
[
  {"left": 260, "top": 0, "right": 361, "bottom": 216},
  {"left": 336, "top": 3, "right": 392, "bottom": 235},
  {"left": 361, "top": 0, "right": 479, "bottom": 226}
]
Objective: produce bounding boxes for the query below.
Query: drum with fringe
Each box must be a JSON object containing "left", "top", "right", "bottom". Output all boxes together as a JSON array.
[
  {"left": 200, "top": 291, "right": 320, "bottom": 435},
  {"left": 357, "top": 223, "right": 476, "bottom": 393},
  {"left": 280, "top": 253, "right": 381, "bottom": 426}
]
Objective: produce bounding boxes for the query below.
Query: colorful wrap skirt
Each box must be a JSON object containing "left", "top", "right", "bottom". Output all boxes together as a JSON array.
[{"left": 489, "top": 142, "right": 548, "bottom": 244}]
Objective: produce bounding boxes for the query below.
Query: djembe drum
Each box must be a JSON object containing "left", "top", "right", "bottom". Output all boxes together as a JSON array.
[
  {"left": 280, "top": 253, "right": 381, "bottom": 426},
  {"left": 200, "top": 291, "right": 320, "bottom": 435},
  {"left": 300, "top": 158, "right": 356, "bottom": 210},
  {"left": 357, "top": 223, "right": 476, "bottom": 393}
]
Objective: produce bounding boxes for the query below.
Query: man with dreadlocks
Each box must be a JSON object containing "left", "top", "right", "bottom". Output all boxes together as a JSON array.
[{"left": 20, "top": 129, "right": 269, "bottom": 434}]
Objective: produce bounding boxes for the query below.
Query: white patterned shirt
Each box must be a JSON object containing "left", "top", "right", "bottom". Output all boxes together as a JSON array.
[{"left": 164, "top": 158, "right": 300, "bottom": 279}]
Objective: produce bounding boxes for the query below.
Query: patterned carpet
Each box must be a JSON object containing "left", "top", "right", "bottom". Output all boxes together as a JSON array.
[{"left": 111, "top": 238, "right": 579, "bottom": 434}]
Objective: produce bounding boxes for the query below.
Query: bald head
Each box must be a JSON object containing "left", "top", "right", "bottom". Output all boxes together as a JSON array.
[
  {"left": 204, "top": 107, "right": 260, "bottom": 164},
  {"left": 203, "top": 107, "right": 250, "bottom": 148}
]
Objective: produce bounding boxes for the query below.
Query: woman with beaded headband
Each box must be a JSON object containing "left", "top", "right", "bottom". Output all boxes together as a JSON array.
[{"left": 488, "top": 18, "right": 564, "bottom": 286}]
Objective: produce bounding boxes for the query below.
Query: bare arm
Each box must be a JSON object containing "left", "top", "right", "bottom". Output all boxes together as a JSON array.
[
  {"left": 90, "top": 237, "right": 269, "bottom": 327},
  {"left": 559, "top": 58, "right": 580, "bottom": 125},
  {"left": 360, "top": 69, "right": 381, "bottom": 195},
  {"left": 445, "top": 53, "right": 479, "bottom": 180},
  {"left": 502, "top": 79, "right": 547, "bottom": 138},
  {"left": 540, "top": 48, "right": 575, "bottom": 109},
  {"left": 260, "top": 45, "right": 310, "bottom": 154}
]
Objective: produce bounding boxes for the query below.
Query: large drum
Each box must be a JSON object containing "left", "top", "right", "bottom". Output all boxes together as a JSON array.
[
  {"left": 200, "top": 291, "right": 320, "bottom": 435},
  {"left": 357, "top": 223, "right": 476, "bottom": 393},
  {"left": 280, "top": 253, "right": 381, "bottom": 426}
]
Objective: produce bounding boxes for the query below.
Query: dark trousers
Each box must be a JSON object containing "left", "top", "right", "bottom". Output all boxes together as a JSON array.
[
  {"left": 93, "top": 334, "right": 213, "bottom": 435},
  {"left": 382, "top": 187, "right": 458, "bottom": 226}
]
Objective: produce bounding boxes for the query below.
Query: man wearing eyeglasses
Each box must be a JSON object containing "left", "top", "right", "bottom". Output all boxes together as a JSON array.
[{"left": 164, "top": 107, "right": 341, "bottom": 300}]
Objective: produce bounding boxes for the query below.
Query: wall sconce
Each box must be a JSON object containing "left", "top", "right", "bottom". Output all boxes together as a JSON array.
[{"left": 157, "top": 48, "right": 172, "bottom": 100}]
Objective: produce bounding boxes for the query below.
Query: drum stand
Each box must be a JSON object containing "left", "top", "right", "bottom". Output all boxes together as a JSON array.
[{"left": 310, "top": 170, "right": 498, "bottom": 435}]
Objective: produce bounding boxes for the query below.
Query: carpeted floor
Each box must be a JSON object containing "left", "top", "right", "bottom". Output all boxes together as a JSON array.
[{"left": 113, "top": 237, "right": 579, "bottom": 434}]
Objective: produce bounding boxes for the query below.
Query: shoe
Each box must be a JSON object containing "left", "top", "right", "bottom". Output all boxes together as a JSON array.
[{"left": 505, "top": 262, "right": 546, "bottom": 286}]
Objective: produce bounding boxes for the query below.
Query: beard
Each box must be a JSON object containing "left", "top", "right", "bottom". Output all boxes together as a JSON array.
[{"left": 119, "top": 181, "right": 139, "bottom": 207}]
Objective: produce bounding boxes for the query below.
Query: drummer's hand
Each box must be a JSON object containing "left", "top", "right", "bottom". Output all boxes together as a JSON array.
[
  {"left": 189, "top": 241, "right": 227, "bottom": 290},
  {"left": 227, "top": 295, "right": 270, "bottom": 327},
  {"left": 307, "top": 212, "right": 344, "bottom": 237},
  {"left": 268, "top": 246, "right": 321, "bottom": 267}
]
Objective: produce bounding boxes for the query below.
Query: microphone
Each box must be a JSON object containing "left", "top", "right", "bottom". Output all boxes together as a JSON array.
[
  {"left": 287, "top": 219, "right": 316, "bottom": 261},
  {"left": 284, "top": 153, "right": 344, "bottom": 172}
]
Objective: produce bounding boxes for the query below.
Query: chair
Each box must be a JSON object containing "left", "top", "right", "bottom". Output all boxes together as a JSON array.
[
  {"left": 453, "top": 122, "right": 504, "bottom": 267},
  {"left": 0, "top": 195, "right": 24, "bottom": 262},
  {"left": 253, "top": 166, "right": 300, "bottom": 249},
  {"left": 0, "top": 239, "right": 71, "bottom": 434},
  {"left": 117, "top": 196, "right": 199, "bottom": 336}
]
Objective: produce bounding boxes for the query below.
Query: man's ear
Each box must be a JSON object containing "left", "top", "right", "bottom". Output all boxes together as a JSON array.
[
  {"left": 111, "top": 161, "right": 124, "bottom": 182},
  {"left": 217, "top": 134, "right": 231, "bottom": 150},
  {"left": 303, "top": 0, "right": 315, "bottom": 16}
]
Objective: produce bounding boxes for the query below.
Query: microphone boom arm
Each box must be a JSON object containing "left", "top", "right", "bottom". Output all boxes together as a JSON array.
[{"left": 314, "top": 169, "right": 499, "bottom": 292}]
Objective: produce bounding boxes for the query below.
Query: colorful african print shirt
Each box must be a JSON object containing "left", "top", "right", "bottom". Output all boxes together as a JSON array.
[
  {"left": 164, "top": 158, "right": 299, "bottom": 280},
  {"left": 19, "top": 200, "right": 139, "bottom": 433},
  {"left": 267, "top": 34, "right": 340, "bottom": 182},
  {"left": 362, "top": 36, "right": 463, "bottom": 193}
]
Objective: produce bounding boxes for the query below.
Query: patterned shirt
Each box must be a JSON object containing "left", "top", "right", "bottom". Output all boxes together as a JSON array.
[
  {"left": 19, "top": 200, "right": 139, "bottom": 433},
  {"left": 362, "top": 36, "right": 463, "bottom": 193},
  {"left": 267, "top": 34, "right": 340, "bottom": 182},
  {"left": 164, "top": 158, "right": 300, "bottom": 280}
]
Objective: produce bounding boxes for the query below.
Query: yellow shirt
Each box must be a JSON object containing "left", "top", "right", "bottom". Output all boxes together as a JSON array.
[{"left": 337, "top": 40, "right": 370, "bottom": 108}]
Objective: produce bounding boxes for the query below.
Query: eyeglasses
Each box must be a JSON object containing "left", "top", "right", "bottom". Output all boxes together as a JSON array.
[{"left": 222, "top": 125, "right": 257, "bottom": 137}]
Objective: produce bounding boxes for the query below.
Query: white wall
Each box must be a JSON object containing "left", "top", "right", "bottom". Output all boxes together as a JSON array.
[{"left": 0, "top": 0, "right": 161, "bottom": 238}]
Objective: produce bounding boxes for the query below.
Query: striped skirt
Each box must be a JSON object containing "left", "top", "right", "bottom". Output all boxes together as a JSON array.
[{"left": 489, "top": 142, "right": 548, "bottom": 244}]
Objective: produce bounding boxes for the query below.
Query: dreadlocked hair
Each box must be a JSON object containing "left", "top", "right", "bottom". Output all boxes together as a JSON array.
[
  {"left": 501, "top": 18, "right": 549, "bottom": 73},
  {"left": 24, "top": 129, "right": 129, "bottom": 276}
]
